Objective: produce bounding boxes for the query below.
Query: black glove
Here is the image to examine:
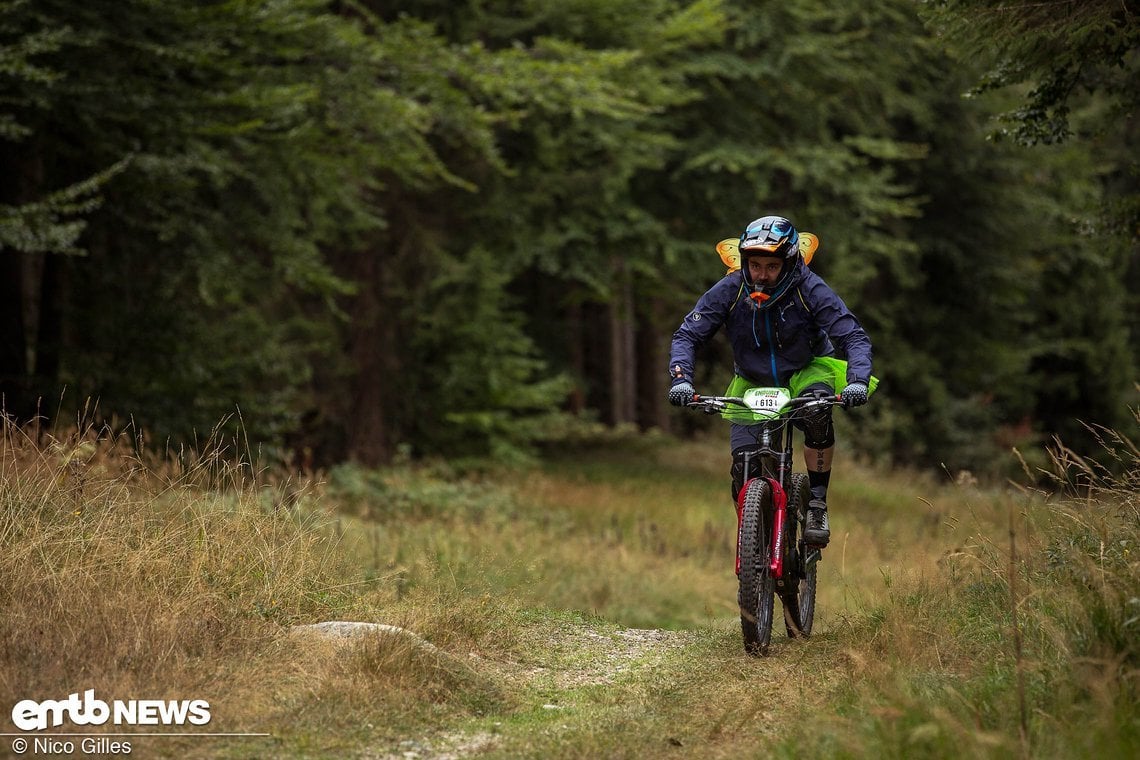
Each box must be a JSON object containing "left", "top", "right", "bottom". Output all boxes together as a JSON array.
[
  {"left": 841, "top": 382, "right": 868, "bottom": 408},
  {"left": 668, "top": 381, "right": 695, "bottom": 407}
]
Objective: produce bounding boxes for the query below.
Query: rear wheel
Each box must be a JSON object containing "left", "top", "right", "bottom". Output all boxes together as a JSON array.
[
  {"left": 738, "top": 479, "right": 775, "bottom": 656},
  {"left": 782, "top": 473, "right": 817, "bottom": 638}
]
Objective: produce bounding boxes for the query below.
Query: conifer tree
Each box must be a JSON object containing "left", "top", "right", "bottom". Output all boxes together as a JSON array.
[{"left": 922, "top": 0, "right": 1138, "bottom": 460}]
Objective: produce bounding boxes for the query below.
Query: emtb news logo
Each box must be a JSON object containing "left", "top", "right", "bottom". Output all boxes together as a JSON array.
[{"left": 11, "top": 690, "right": 211, "bottom": 731}]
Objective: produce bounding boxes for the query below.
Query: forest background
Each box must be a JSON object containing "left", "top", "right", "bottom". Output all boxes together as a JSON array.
[{"left": 1, "top": 0, "right": 1136, "bottom": 477}]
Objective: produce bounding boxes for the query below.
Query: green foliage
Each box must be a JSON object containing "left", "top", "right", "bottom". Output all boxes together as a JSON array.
[
  {"left": 0, "top": 0, "right": 366, "bottom": 439},
  {"left": 920, "top": 0, "right": 1139, "bottom": 456},
  {"left": 0, "top": 0, "right": 1133, "bottom": 472},
  {"left": 0, "top": 0, "right": 68, "bottom": 140},
  {"left": 425, "top": 0, "right": 713, "bottom": 291},
  {"left": 326, "top": 459, "right": 518, "bottom": 522},
  {"left": 0, "top": 3, "right": 120, "bottom": 255},
  {"left": 328, "top": 0, "right": 722, "bottom": 461},
  {"left": 0, "top": 159, "right": 126, "bottom": 254},
  {"left": 922, "top": 0, "right": 1139, "bottom": 146},
  {"left": 401, "top": 247, "right": 570, "bottom": 463}
]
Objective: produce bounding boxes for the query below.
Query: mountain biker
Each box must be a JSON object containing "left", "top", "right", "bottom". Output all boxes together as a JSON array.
[{"left": 666, "top": 215, "right": 874, "bottom": 546}]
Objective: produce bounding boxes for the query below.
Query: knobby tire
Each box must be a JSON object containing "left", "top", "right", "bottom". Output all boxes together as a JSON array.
[
  {"left": 782, "top": 472, "right": 817, "bottom": 638},
  {"left": 738, "top": 479, "right": 775, "bottom": 656}
]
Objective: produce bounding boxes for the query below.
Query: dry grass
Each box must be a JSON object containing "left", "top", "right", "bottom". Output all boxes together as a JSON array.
[
  {"left": 0, "top": 420, "right": 338, "bottom": 709},
  {"left": 2, "top": 412, "right": 1136, "bottom": 758},
  {"left": 0, "top": 419, "right": 520, "bottom": 757},
  {"left": 0, "top": 423, "right": 579, "bottom": 755}
]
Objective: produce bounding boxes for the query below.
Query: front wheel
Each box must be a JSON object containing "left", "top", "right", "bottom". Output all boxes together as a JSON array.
[
  {"left": 782, "top": 472, "right": 817, "bottom": 638},
  {"left": 738, "top": 478, "right": 775, "bottom": 656}
]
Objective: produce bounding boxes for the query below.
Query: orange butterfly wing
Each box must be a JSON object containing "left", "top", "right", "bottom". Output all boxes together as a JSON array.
[
  {"left": 716, "top": 238, "right": 740, "bottom": 274},
  {"left": 798, "top": 232, "right": 818, "bottom": 266}
]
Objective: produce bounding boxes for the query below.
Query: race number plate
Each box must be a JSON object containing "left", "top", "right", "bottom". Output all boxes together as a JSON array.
[{"left": 741, "top": 387, "right": 792, "bottom": 419}]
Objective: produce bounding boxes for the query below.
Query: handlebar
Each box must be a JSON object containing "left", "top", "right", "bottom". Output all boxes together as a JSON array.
[{"left": 685, "top": 391, "right": 844, "bottom": 417}]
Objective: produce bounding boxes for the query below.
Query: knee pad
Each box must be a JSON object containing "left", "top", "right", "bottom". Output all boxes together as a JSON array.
[{"left": 797, "top": 405, "right": 835, "bottom": 449}]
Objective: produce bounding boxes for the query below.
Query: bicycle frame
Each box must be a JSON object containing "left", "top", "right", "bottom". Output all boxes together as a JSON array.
[
  {"left": 685, "top": 388, "right": 842, "bottom": 655},
  {"left": 694, "top": 391, "right": 839, "bottom": 582}
]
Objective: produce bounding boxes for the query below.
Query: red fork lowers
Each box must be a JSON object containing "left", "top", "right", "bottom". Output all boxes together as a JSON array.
[
  {"left": 734, "top": 477, "right": 787, "bottom": 579},
  {"left": 766, "top": 478, "right": 786, "bottom": 578},
  {"left": 734, "top": 481, "right": 749, "bottom": 576}
]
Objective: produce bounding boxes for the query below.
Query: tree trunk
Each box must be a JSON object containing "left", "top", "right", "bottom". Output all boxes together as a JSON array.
[
  {"left": 608, "top": 258, "right": 636, "bottom": 425},
  {"left": 0, "top": 253, "right": 26, "bottom": 415},
  {"left": 344, "top": 246, "right": 393, "bottom": 467},
  {"left": 20, "top": 251, "right": 45, "bottom": 378},
  {"left": 565, "top": 297, "right": 586, "bottom": 414},
  {"left": 0, "top": 151, "right": 47, "bottom": 420},
  {"left": 636, "top": 297, "right": 669, "bottom": 432}
]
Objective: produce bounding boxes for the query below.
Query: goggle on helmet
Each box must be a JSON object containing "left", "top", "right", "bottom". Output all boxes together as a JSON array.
[{"left": 738, "top": 215, "right": 801, "bottom": 306}]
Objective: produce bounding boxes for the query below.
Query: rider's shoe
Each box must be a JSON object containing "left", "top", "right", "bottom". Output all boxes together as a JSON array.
[{"left": 804, "top": 498, "right": 830, "bottom": 547}]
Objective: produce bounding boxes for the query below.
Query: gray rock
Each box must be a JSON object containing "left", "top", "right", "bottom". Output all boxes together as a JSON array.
[{"left": 290, "top": 621, "right": 439, "bottom": 652}]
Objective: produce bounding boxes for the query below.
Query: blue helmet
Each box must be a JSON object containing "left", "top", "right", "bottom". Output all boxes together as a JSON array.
[{"left": 738, "top": 215, "right": 801, "bottom": 305}]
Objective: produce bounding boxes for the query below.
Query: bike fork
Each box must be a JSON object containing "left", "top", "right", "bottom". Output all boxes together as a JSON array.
[
  {"left": 734, "top": 481, "right": 748, "bottom": 576},
  {"left": 735, "top": 476, "right": 789, "bottom": 580},
  {"left": 768, "top": 480, "right": 786, "bottom": 578}
]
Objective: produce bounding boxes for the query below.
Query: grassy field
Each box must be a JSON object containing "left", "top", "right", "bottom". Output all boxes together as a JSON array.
[{"left": 1, "top": 421, "right": 1137, "bottom": 759}]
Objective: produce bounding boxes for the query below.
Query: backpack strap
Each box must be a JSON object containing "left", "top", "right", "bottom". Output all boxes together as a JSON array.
[
  {"left": 796, "top": 286, "right": 814, "bottom": 318},
  {"left": 728, "top": 281, "right": 746, "bottom": 314}
]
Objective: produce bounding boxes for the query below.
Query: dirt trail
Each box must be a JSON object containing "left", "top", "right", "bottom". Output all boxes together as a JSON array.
[
  {"left": 362, "top": 616, "right": 833, "bottom": 760},
  {"left": 366, "top": 622, "right": 705, "bottom": 759},
  {"left": 517, "top": 624, "right": 700, "bottom": 689}
]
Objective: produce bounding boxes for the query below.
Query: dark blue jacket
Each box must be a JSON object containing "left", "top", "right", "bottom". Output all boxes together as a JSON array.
[{"left": 669, "top": 261, "right": 873, "bottom": 388}]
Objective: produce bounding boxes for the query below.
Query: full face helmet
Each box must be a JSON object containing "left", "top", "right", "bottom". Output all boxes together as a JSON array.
[{"left": 738, "top": 215, "right": 801, "bottom": 306}]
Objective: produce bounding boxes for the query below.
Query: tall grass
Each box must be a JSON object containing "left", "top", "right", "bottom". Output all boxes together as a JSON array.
[
  {"left": 0, "top": 419, "right": 518, "bottom": 756},
  {"left": 0, "top": 420, "right": 338, "bottom": 703},
  {"left": 3, "top": 412, "right": 1136, "bottom": 758},
  {"left": 755, "top": 413, "right": 1140, "bottom": 759}
]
